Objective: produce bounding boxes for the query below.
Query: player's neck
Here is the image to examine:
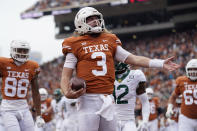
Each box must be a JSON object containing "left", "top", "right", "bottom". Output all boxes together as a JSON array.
[{"left": 14, "top": 60, "right": 24, "bottom": 66}]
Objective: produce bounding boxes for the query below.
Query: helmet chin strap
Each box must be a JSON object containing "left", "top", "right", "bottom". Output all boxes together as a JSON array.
[{"left": 13, "top": 59, "right": 25, "bottom": 66}]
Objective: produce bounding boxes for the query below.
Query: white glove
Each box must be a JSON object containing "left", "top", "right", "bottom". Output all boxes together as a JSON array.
[
  {"left": 166, "top": 104, "right": 174, "bottom": 118},
  {"left": 36, "top": 116, "right": 45, "bottom": 128},
  {"left": 137, "top": 121, "right": 148, "bottom": 131}
]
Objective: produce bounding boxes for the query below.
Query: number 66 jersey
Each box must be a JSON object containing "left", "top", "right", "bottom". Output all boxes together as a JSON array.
[
  {"left": 174, "top": 76, "right": 197, "bottom": 119},
  {"left": 0, "top": 57, "right": 40, "bottom": 111}
]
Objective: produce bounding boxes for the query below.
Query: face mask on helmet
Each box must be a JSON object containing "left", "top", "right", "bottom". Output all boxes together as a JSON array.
[
  {"left": 39, "top": 88, "right": 48, "bottom": 101},
  {"left": 10, "top": 40, "right": 30, "bottom": 63},
  {"left": 185, "top": 59, "right": 197, "bottom": 81},
  {"left": 74, "top": 7, "right": 105, "bottom": 35},
  {"left": 53, "top": 89, "right": 62, "bottom": 102},
  {"left": 115, "top": 62, "right": 129, "bottom": 75}
]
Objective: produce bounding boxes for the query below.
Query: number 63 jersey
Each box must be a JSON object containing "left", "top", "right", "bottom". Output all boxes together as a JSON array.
[
  {"left": 114, "top": 69, "right": 146, "bottom": 121},
  {"left": 174, "top": 76, "right": 197, "bottom": 119},
  {"left": 0, "top": 57, "right": 40, "bottom": 110},
  {"left": 62, "top": 33, "right": 121, "bottom": 94}
]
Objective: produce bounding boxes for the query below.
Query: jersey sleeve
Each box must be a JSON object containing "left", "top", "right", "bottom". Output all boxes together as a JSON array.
[
  {"left": 136, "top": 70, "right": 146, "bottom": 82},
  {"left": 31, "top": 61, "right": 40, "bottom": 76},
  {"left": 62, "top": 38, "right": 73, "bottom": 55},
  {"left": 111, "top": 34, "right": 122, "bottom": 46},
  {"left": 174, "top": 77, "right": 181, "bottom": 95}
]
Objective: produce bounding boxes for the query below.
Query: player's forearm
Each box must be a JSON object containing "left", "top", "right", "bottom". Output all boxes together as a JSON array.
[
  {"left": 168, "top": 91, "right": 177, "bottom": 105},
  {"left": 125, "top": 54, "right": 151, "bottom": 68},
  {"left": 61, "top": 76, "right": 70, "bottom": 96},
  {"left": 32, "top": 93, "right": 41, "bottom": 116},
  {"left": 60, "top": 67, "right": 73, "bottom": 97},
  {"left": 125, "top": 54, "right": 164, "bottom": 68},
  {"left": 138, "top": 93, "right": 150, "bottom": 122},
  {"left": 31, "top": 77, "right": 41, "bottom": 116}
]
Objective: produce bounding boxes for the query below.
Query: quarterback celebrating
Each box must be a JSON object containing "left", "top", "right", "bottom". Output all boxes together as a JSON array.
[
  {"left": 61, "top": 7, "right": 180, "bottom": 131},
  {"left": 166, "top": 59, "right": 197, "bottom": 131},
  {"left": 0, "top": 40, "right": 45, "bottom": 131}
]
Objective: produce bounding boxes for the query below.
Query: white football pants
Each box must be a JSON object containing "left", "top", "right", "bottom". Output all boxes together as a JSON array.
[
  {"left": 179, "top": 114, "right": 197, "bottom": 131},
  {"left": 2, "top": 109, "right": 34, "bottom": 131},
  {"left": 77, "top": 94, "right": 116, "bottom": 131},
  {"left": 116, "top": 120, "right": 137, "bottom": 131},
  {"left": 147, "top": 119, "right": 158, "bottom": 131}
]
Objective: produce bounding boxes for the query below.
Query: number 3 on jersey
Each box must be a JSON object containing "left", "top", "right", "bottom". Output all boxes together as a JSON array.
[
  {"left": 5, "top": 77, "right": 29, "bottom": 98},
  {"left": 91, "top": 52, "right": 107, "bottom": 76}
]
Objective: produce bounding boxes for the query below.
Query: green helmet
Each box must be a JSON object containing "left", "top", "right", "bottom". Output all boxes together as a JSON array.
[
  {"left": 115, "top": 62, "right": 129, "bottom": 75},
  {"left": 53, "top": 88, "right": 62, "bottom": 102}
]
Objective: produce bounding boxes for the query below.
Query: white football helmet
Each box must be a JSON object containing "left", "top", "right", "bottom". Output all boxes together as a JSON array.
[
  {"left": 39, "top": 88, "right": 48, "bottom": 101},
  {"left": 185, "top": 59, "right": 197, "bottom": 81},
  {"left": 146, "top": 88, "right": 154, "bottom": 100},
  {"left": 74, "top": 7, "right": 105, "bottom": 35},
  {"left": 10, "top": 40, "right": 30, "bottom": 63}
]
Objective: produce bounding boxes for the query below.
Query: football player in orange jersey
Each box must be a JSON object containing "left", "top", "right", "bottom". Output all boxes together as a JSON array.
[
  {"left": 35, "top": 88, "right": 54, "bottom": 131},
  {"left": 60, "top": 7, "right": 180, "bottom": 131},
  {"left": 166, "top": 59, "right": 197, "bottom": 131},
  {"left": 139, "top": 88, "right": 162, "bottom": 131},
  {"left": 0, "top": 40, "right": 45, "bottom": 131},
  {"left": 166, "top": 95, "right": 182, "bottom": 131}
]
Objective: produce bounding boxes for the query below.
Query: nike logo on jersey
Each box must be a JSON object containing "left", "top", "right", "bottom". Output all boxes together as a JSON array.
[
  {"left": 81, "top": 42, "right": 87, "bottom": 46},
  {"left": 83, "top": 44, "right": 109, "bottom": 54},
  {"left": 7, "top": 71, "right": 29, "bottom": 79}
]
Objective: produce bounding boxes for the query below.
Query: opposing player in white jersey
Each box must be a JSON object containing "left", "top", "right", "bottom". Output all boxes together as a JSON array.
[
  {"left": 51, "top": 88, "right": 67, "bottom": 131},
  {"left": 0, "top": 40, "right": 45, "bottom": 131},
  {"left": 114, "top": 63, "right": 150, "bottom": 131},
  {"left": 60, "top": 98, "right": 78, "bottom": 131}
]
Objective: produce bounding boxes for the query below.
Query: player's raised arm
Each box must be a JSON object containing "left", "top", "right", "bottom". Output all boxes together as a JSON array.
[{"left": 125, "top": 54, "right": 180, "bottom": 71}]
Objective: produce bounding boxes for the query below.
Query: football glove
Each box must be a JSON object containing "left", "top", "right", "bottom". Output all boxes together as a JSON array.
[
  {"left": 36, "top": 116, "right": 45, "bottom": 128},
  {"left": 166, "top": 103, "right": 174, "bottom": 118}
]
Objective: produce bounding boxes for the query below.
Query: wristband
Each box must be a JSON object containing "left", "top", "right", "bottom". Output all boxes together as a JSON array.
[{"left": 149, "top": 59, "right": 164, "bottom": 68}]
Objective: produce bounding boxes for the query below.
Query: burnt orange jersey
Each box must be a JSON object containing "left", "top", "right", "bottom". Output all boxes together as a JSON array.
[
  {"left": 41, "top": 98, "right": 53, "bottom": 122},
  {"left": 0, "top": 57, "right": 40, "bottom": 100},
  {"left": 175, "top": 76, "right": 197, "bottom": 119},
  {"left": 62, "top": 33, "right": 122, "bottom": 94},
  {"left": 149, "top": 97, "right": 159, "bottom": 121}
]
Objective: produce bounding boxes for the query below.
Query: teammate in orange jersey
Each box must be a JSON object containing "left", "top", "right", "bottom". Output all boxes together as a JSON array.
[
  {"left": 60, "top": 7, "right": 180, "bottom": 131},
  {"left": 166, "top": 59, "right": 197, "bottom": 131},
  {"left": 166, "top": 95, "right": 182, "bottom": 131},
  {"left": 0, "top": 40, "right": 45, "bottom": 131},
  {"left": 35, "top": 88, "right": 54, "bottom": 131},
  {"left": 142, "top": 88, "right": 162, "bottom": 131}
]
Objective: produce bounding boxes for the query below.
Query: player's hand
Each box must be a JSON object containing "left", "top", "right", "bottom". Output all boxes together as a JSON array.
[
  {"left": 36, "top": 116, "right": 45, "bottom": 128},
  {"left": 65, "top": 83, "right": 86, "bottom": 99},
  {"left": 137, "top": 121, "right": 148, "bottom": 131},
  {"left": 163, "top": 56, "right": 180, "bottom": 71},
  {"left": 166, "top": 104, "right": 174, "bottom": 118}
]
